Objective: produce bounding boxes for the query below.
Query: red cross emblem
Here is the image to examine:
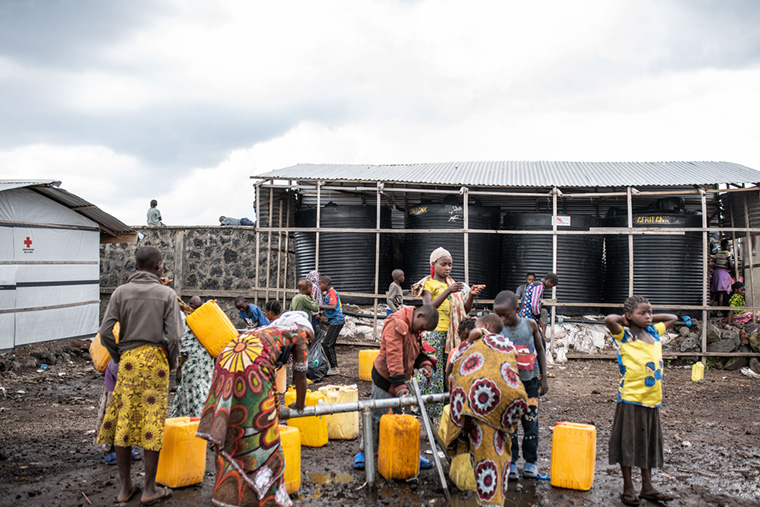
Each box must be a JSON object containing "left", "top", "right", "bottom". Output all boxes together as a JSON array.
[{"left": 24, "top": 237, "right": 32, "bottom": 248}]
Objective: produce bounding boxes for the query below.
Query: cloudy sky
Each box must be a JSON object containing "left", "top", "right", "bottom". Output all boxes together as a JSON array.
[{"left": 1, "top": 0, "right": 759, "bottom": 225}]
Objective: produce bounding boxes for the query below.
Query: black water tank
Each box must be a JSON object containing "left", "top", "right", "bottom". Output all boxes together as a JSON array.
[
  {"left": 403, "top": 199, "right": 500, "bottom": 298},
  {"left": 604, "top": 210, "right": 703, "bottom": 314},
  {"left": 500, "top": 214, "right": 603, "bottom": 315},
  {"left": 294, "top": 203, "right": 393, "bottom": 303}
]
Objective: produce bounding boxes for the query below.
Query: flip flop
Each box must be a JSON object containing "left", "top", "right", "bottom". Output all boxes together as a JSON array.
[
  {"left": 640, "top": 492, "right": 673, "bottom": 502},
  {"left": 115, "top": 486, "right": 141, "bottom": 505},
  {"left": 103, "top": 451, "right": 118, "bottom": 465},
  {"left": 131, "top": 449, "right": 142, "bottom": 461},
  {"left": 353, "top": 452, "right": 365, "bottom": 470},
  {"left": 621, "top": 493, "right": 641, "bottom": 506},
  {"left": 141, "top": 486, "right": 172, "bottom": 505}
]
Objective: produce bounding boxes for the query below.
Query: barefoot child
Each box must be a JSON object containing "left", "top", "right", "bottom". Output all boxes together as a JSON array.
[
  {"left": 494, "top": 290, "right": 548, "bottom": 480},
  {"left": 411, "top": 247, "right": 485, "bottom": 418},
  {"left": 386, "top": 269, "right": 406, "bottom": 315},
  {"left": 519, "top": 273, "right": 559, "bottom": 340},
  {"left": 605, "top": 296, "right": 677, "bottom": 506},
  {"left": 728, "top": 281, "right": 758, "bottom": 325},
  {"left": 98, "top": 246, "right": 182, "bottom": 505}
]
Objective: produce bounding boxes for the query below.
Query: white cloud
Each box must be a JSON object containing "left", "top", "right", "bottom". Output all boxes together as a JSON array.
[{"left": 2, "top": 0, "right": 760, "bottom": 225}]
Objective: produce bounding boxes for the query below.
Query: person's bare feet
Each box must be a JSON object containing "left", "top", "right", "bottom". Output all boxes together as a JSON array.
[
  {"left": 141, "top": 485, "right": 172, "bottom": 505},
  {"left": 115, "top": 485, "right": 140, "bottom": 503}
]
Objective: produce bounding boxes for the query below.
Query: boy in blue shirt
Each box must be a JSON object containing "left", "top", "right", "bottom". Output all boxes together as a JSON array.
[
  {"left": 318, "top": 275, "right": 345, "bottom": 376},
  {"left": 495, "top": 290, "right": 548, "bottom": 480},
  {"left": 234, "top": 296, "right": 270, "bottom": 329}
]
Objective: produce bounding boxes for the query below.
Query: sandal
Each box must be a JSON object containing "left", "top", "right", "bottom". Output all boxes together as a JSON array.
[
  {"left": 621, "top": 493, "right": 641, "bottom": 506},
  {"left": 131, "top": 449, "right": 142, "bottom": 461},
  {"left": 353, "top": 452, "right": 365, "bottom": 470},
  {"left": 640, "top": 492, "right": 673, "bottom": 502},
  {"left": 103, "top": 451, "right": 118, "bottom": 465}
]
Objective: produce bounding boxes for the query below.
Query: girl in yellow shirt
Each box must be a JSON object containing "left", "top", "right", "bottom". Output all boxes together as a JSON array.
[
  {"left": 605, "top": 295, "right": 676, "bottom": 506},
  {"left": 411, "top": 247, "right": 484, "bottom": 418}
]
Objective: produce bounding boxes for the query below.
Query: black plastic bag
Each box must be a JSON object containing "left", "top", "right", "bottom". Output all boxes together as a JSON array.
[{"left": 306, "top": 334, "right": 329, "bottom": 382}]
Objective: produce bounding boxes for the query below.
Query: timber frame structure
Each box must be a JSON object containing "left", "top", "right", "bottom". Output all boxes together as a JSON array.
[{"left": 251, "top": 168, "right": 760, "bottom": 362}]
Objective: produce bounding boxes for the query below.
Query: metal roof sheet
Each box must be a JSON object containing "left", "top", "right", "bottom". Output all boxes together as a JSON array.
[
  {"left": 0, "top": 180, "right": 136, "bottom": 242},
  {"left": 256, "top": 161, "right": 760, "bottom": 188}
]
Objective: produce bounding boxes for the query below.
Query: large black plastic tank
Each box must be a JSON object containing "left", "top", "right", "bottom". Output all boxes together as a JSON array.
[
  {"left": 403, "top": 198, "right": 500, "bottom": 298},
  {"left": 604, "top": 208, "right": 703, "bottom": 314},
  {"left": 500, "top": 214, "right": 603, "bottom": 315},
  {"left": 294, "top": 203, "right": 392, "bottom": 303}
]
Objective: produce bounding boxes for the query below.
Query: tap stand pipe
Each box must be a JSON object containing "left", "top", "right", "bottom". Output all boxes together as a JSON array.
[{"left": 412, "top": 377, "right": 450, "bottom": 502}]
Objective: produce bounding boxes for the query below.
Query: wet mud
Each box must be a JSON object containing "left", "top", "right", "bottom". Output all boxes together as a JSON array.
[{"left": 1, "top": 343, "right": 759, "bottom": 506}]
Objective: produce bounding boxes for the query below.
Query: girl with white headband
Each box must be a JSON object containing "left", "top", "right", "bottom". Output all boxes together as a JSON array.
[{"left": 411, "top": 247, "right": 485, "bottom": 418}]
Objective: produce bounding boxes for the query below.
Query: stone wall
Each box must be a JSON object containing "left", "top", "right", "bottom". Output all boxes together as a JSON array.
[{"left": 100, "top": 226, "right": 295, "bottom": 323}]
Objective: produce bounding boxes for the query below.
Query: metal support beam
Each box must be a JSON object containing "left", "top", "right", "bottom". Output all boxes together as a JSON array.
[
  {"left": 627, "top": 187, "right": 634, "bottom": 297},
  {"left": 700, "top": 188, "right": 708, "bottom": 364}
]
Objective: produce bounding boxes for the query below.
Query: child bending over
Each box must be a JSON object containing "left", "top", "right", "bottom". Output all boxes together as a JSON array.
[{"left": 605, "top": 295, "right": 676, "bottom": 506}]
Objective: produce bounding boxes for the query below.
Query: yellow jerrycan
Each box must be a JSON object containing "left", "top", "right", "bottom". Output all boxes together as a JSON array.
[
  {"left": 358, "top": 349, "right": 381, "bottom": 381},
  {"left": 186, "top": 300, "right": 239, "bottom": 357},
  {"left": 550, "top": 422, "right": 596, "bottom": 491},
  {"left": 377, "top": 413, "right": 420, "bottom": 480},
  {"left": 90, "top": 323, "right": 120, "bottom": 372},
  {"left": 284, "top": 388, "right": 328, "bottom": 447},
  {"left": 318, "top": 385, "right": 360, "bottom": 440},
  {"left": 691, "top": 361, "right": 705, "bottom": 381},
  {"left": 279, "top": 424, "right": 301, "bottom": 494},
  {"left": 156, "top": 417, "right": 207, "bottom": 488}
]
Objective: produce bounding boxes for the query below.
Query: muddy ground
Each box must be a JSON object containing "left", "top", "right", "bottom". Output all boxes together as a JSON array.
[{"left": 1, "top": 341, "right": 759, "bottom": 507}]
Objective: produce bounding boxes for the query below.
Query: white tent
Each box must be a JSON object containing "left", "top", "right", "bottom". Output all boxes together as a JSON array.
[{"left": 0, "top": 180, "right": 135, "bottom": 350}]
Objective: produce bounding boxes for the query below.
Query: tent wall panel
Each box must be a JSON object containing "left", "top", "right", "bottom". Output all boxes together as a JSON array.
[
  {"left": 14, "top": 302, "right": 99, "bottom": 345},
  {"left": 11, "top": 228, "right": 98, "bottom": 262}
]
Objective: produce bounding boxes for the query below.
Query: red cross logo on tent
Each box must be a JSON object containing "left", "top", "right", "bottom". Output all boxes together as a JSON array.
[{"left": 24, "top": 237, "right": 32, "bottom": 248}]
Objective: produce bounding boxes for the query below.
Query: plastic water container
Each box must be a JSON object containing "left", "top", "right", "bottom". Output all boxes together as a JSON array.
[
  {"left": 438, "top": 404, "right": 451, "bottom": 444},
  {"left": 275, "top": 366, "right": 287, "bottom": 394},
  {"left": 90, "top": 323, "right": 120, "bottom": 372},
  {"left": 156, "top": 417, "right": 207, "bottom": 488},
  {"left": 692, "top": 361, "right": 705, "bottom": 381},
  {"left": 318, "top": 385, "right": 359, "bottom": 440},
  {"left": 449, "top": 453, "right": 476, "bottom": 492},
  {"left": 550, "top": 422, "right": 596, "bottom": 491},
  {"left": 358, "top": 349, "right": 381, "bottom": 381},
  {"left": 283, "top": 388, "right": 328, "bottom": 447},
  {"left": 378, "top": 413, "right": 420, "bottom": 480},
  {"left": 279, "top": 424, "right": 301, "bottom": 494},
  {"left": 186, "top": 300, "right": 239, "bottom": 357}
]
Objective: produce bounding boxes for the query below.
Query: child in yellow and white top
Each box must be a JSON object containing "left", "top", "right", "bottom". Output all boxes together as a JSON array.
[{"left": 604, "top": 295, "right": 677, "bottom": 506}]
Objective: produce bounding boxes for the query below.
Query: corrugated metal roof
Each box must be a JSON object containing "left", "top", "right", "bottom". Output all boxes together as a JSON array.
[
  {"left": 256, "top": 161, "right": 760, "bottom": 188},
  {"left": 0, "top": 180, "right": 136, "bottom": 242}
]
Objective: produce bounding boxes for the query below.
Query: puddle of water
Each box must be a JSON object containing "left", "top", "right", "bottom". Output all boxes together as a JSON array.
[{"left": 307, "top": 472, "right": 354, "bottom": 484}]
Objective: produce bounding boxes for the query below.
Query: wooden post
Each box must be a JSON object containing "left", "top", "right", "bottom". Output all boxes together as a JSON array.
[
  {"left": 729, "top": 192, "right": 739, "bottom": 280},
  {"left": 627, "top": 187, "right": 634, "bottom": 297},
  {"left": 315, "top": 181, "right": 322, "bottom": 271},
  {"left": 463, "top": 187, "right": 470, "bottom": 286},
  {"left": 276, "top": 199, "right": 283, "bottom": 302},
  {"left": 700, "top": 188, "right": 708, "bottom": 364},
  {"left": 373, "top": 183, "right": 382, "bottom": 340},
  {"left": 255, "top": 181, "right": 262, "bottom": 302},
  {"left": 744, "top": 190, "right": 756, "bottom": 323},
  {"left": 549, "top": 187, "right": 558, "bottom": 352},
  {"left": 282, "top": 186, "right": 291, "bottom": 309},
  {"left": 265, "top": 183, "right": 273, "bottom": 304}
]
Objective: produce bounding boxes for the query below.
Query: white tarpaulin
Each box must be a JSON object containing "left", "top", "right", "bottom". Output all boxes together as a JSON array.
[{"left": 0, "top": 187, "right": 100, "bottom": 349}]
